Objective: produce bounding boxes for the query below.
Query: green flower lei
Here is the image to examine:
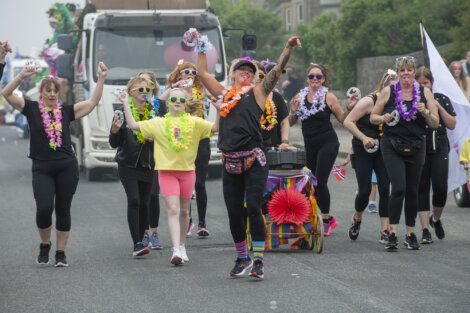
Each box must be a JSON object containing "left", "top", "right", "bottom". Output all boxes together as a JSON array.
[
  {"left": 164, "top": 113, "right": 193, "bottom": 152},
  {"left": 129, "top": 98, "right": 155, "bottom": 144}
]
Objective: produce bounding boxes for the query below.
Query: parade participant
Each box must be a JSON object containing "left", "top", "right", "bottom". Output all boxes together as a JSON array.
[
  {"left": 137, "top": 71, "right": 166, "bottom": 250},
  {"left": 0, "top": 41, "right": 12, "bottom": 78},
  {"left": 415, "top": 67, "right": 456, "bottom": 243},
  {"left": 2, "top": 62, "right": 108, "bottom": 266},
  {"left": 122, "top": 87, "right": 219, "bottom": 265},
  {"left": 255, "top": 60, "right": 290, "bottom": 149},
  {"left": 344, "top": 70, "right": 396, "bottom": 243},
  {"left": 196, "top": 29, "right": 301, "bottom": 279},
  {"left": 371, "top": 56, "right": 439, "bottom": 251},
  {"left": 162, "top": 61, "right": 211, "bottom": 238},
  {"left": 110, "top": 76, "right": 161, "bottom": 257},
  {"left": 289, "top": 63, "right": 346, "bottom": 236},
  {"left": 449, "top": 60, "right": 470, "bottom": 101}
]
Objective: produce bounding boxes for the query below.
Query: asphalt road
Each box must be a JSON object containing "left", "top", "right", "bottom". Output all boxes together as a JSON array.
[{"left": 0, "top": 125, "right": 469, "bottom": 313}]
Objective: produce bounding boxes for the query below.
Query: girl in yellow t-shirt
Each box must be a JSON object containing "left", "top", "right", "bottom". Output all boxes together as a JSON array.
[{"left": 122, "top": 88, "right": 219, "bottom": 265}]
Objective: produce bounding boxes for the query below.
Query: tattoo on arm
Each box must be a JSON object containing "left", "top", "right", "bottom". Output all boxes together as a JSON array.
[{"left": 263, "top": 47, "right": 292, "bottom": 95}]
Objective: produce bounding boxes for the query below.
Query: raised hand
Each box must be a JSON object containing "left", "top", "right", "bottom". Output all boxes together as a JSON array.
[
  {"left": 98, "top": 62, "right": 108, "bottom": 78},
  {"left": 118, "top": 91, "right": 129, "bottom": 104},
  {"left": 19, "top": 64, "right": 38, "bottom": 80},
  {"left": 0, "top": 41, "right": 12, "bottom": 61},
  {"left": 287, "top": 36, "right": 301, "bottom": 48}
]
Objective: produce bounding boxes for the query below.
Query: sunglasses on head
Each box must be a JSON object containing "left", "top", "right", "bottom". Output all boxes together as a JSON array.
[
  {"left": 180, "top": 69, "right": 197, "bottom": 76},
  {"left": 395, "top": 56, "right": 416, "bottom": 67},
  {"left": 132, "top": 87, "right": 151, "bottom": 93},
  {"left": 169, "top": 96, "right": 187, "bottom": 104},
  {"left": 307, "top": 74, "right": 323, "bottom": 80},
  {"left": 258, "top": 73, "right": 265, "bottom": 80}
]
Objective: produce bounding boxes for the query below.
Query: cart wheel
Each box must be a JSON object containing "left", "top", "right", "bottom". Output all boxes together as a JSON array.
[{"left": 313, "top": 215, "right": 324, "bottom": 254}]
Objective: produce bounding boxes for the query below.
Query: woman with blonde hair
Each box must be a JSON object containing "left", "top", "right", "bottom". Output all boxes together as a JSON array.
[{"left": 449, "top": 60, "right": 470, "bottom": 101}]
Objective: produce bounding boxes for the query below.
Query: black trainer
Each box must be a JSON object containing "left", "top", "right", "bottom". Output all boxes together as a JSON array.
[
  {"left": 133, "top": 242, "right": 150, "bottom": 257},
  {"left": 385, "top": 232, "right": 398, "bottom": 251},
  {"left": 55, "top": 250, "right": 69, "bottom": 267},
  {"left": 379, "top": 230, "right": 390, "bottom": 244},
  {"left": 249, "top": 260, "right": 264, "bottom": 279},
  {"left": 36, "top": 242, "right": 51, "bottom": 265},
  {"left": 421, "top": 228, "right": 433, "bottom": 244},
  {"left": 229, "top": 257, "right": 253, "bottom": 277},
  {"left": 404, "top": 233, "right": 420, "bottom": 250},
  {"left": 429, "top": 216, "right": 445, "bottom": 240},
  {"left": 348, "top": 215, "right": 361, "bottom": 241}
]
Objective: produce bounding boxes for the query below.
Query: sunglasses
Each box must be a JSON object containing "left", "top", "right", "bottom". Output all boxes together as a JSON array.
[
  {"left": 169, "top": 96, "right": 187, "bottom": 104},
  {"left": 307, "top": 74, "right": 324, "bottom": 80},
  {"left": 132, "top": 87, "right": 151, "bottom": 93},
  {"left": 395, "top": 56, "right": 416, "bottom": 67},
  {"left": 180, "top": 69, "right": 197, "bottom": 76}
]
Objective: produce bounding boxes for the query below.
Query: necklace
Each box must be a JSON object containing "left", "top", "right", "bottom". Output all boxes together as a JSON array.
[
  {"left": 296, "top": 86, "right": 328, "bottom": 121},
  {"left": 219, "top": 84, "right": 253, "bottom": 117},
  {"left": 394, "top": 80, "right": 420, "bottom": 122},
  {"left": 260, "top": 93, "right": 278, "bottom": 131},
  {"left": 38, "top": 99, "right": 63, "bottom": 150},
  {"left": 129, "top": 98, "right": 156, "bottom": 144},
  {"left": 164, "top": 113, "right": 193, "bottom": 151}
]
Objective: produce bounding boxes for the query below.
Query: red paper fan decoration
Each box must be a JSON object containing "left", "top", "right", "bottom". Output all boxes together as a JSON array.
[{"left": 267, "top": 188, "right": 311, "bottom": 225}]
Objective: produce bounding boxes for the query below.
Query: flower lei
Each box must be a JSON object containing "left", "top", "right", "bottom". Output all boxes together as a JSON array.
[
  {"left": 129, "top": 98, "right": 156, "bottom": 144},
  {"left": 260, "top": 94, "right": 278, "bottom": 131},
  {"left": 296, "top": 86, "right": 328, "bottom": 121},
  {"left": 164, "top": 113, "right": 193, "bottom": 152},
  {"left": 38, "top": 99, "right": 63, "bottom": 150},
  {"left": 219, "top": 84, "right": 254, "bottom": 117},
  {"left": 394, "top": 80, "right": 420, "bottom": 122}
]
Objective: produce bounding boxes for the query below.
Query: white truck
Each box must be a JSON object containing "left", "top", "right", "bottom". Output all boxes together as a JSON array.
[{"left": 57, "top": 0, "right": 227, "bottom": 180}]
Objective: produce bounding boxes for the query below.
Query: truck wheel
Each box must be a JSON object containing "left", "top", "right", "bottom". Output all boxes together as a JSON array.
[
  {"left": 453, "top": 184, "right": 470, "bottom": 207},
  {"left": 86, "top": 168, "right": 100, "bottom": 182},
  {"left": 207, "top": 165, "right": 222, "bottom": 179}
]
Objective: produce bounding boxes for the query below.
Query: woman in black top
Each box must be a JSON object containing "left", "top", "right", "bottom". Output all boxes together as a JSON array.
[
  {"left": 371, "top": 57, "right": 439, "bottom": 251},
  {"left": 197, "top": 34, "right": 301, "bottom": 279},
  {"left": 415, "top": 67, "right": 456, "bottom": 243},
  {"left": 1, "top": 62, "right": 107, "bottom": 266},
  {"left": 110, "top": 76, "right": 167, "bottom": 257},
  {"left": 344, "top": 71, "right": 396, "bottom": 243},
  {"left": 288, "top": 64, "right": 346, "bottom": 237}
]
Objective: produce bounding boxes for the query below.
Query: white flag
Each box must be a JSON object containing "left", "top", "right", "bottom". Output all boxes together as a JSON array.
[{"left": 421, "top": 25, "right": 470, "bottom": 192}]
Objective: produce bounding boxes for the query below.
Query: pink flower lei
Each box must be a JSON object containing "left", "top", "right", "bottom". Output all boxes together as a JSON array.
[
  {"left": 394, "top": 80, "right": 420, "bottom": 122},
  {"left": 38, "top": 99, "right": 63, "bottom": 150},
  {"left": 296, "top": 86, "right": 328, "bottom": 121}
]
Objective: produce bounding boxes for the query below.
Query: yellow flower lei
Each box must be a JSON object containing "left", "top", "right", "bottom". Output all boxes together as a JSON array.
[
  {"left": 189, "top": 86, "right": 205, "bottom": 118},
  {"left": 164, "top": 113, "right": 193, "bottom": 152},
  {"left": 260, "top": 94, "right": 278, "bottom": 131},
  {"left": 129, "top": 98, "right": 155, "bottom": 144}
]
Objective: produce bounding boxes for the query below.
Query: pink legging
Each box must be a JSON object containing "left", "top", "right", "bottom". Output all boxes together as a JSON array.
[{"left": 158, "top": 170, "right": 196, "bottom": 200}]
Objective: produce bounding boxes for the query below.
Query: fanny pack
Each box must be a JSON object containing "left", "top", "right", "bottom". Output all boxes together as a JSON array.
[
  {"left": 389, "top": 136, "right": 423, "bottom": 157},
  {"left": 222, "top": 148, "right": 266, "bottom": 174}
]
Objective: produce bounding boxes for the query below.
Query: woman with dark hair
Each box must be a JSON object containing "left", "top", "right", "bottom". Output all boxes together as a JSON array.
[
  {"left": 371, "top": 57, "right": 439, "bottom": 251},
  {"left": 2, "top": 62, "right": 107, "bottom": 266},
  {"left": 343, "top": 70, "right": 396, "bottom": 243},
  {"left": 289, "top": 63, "right": 346, "bottom": 236},
  {"left": 415, "top": 67, "right": 456, "bottom": 243},
  {"left": 196, "top": 31, "right": 301, "bottom": 279}
]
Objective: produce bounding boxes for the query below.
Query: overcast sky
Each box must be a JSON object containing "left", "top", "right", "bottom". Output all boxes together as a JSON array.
[{"left": 0, "top": 0, "right": 86, "bottom": 58}]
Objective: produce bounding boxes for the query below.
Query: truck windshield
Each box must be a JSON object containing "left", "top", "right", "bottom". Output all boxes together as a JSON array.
[{"left": 93, "top": 27, "right": 225, "bottom": 85}]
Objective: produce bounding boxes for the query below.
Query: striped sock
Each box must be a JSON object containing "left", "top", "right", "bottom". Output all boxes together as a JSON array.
[
  {"left": 234, "top": 240, "right": 248, "bottom": 259},
  {"left": 252, "top": 241, "right": 265, "bottom": 261}
]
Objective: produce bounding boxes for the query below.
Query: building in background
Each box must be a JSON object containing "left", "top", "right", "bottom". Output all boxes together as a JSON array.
[{"left": 279, "top": 0, "right": 342, "bottom": 32}]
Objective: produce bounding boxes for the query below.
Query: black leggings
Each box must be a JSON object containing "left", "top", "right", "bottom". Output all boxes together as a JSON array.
[
  {"left": 223, "top": 160, "right": 268, "bottom": 243},
  {"left": 381, "top": 136, "right": 425, "bottom": 227},
  {"left": 304, "top": 131, "right": 339, "bottom": 214},
  {"left": 118, "top": 165, "right": 153, "bottom": 245},
  {"left": 352, "top": 142, "right": 390, "bottom": 217},
  {"left": 149, "top": 174, "right": 160, "bottom": 228},
  {"left": 32, "top": 157, "right": 79, "bottom": 232},
  {"left": 194, "top": 138, "right": 210, "bottom": 225},
  {"left": 418, "top": 137, "right": 450, "bottom": 212}
]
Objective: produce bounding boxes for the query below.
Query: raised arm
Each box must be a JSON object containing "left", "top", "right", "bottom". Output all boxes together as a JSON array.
[
  {"left": 74, "top": 62, "right": 107, "bottom": 119},
  {"left": 1, "top": 65, "right": 37, "bottom": 112},
  {"left": 0, "top": 41, "right": 12, "bottom": 77},
  {"left": 196, "top": 51, "right": 224, "bottom": 97},
  {"left": 121, "top": 92, "right": 140, "bottom": 131}
]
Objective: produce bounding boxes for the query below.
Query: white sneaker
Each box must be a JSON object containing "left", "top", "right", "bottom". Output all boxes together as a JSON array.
[
  {"left": 170, "top": 247, "right": 183, "bottom": 265},
  {"left": 180, "top": 245, "right": 189, "bottom": 262}
]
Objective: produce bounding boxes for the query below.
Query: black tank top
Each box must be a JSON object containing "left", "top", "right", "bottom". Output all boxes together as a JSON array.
[
  {"left": 353, "top": 94, "right": 381, "bottom": 145},
  {"left": 383, "top": 85, "right": 427, "bottom": 142},
  {"left": 300, "top": 95, "right": 334, "bottom": 137},
  {"left": 218, "top": 89, "right": 263, "bottom": 151}
]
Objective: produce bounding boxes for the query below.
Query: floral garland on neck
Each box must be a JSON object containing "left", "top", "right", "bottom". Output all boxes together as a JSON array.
[
  {"left": 164, "top": 113, "right": 193, "bottom": 151},
  {"left": 38, "top": 99, "right": 63, "bottom": 150},
  {"left": 296, "top": 86, "right": 328, "bottom": 121},
  {"left": 260, "top": 93, "right": 278, "bottom": 131},
  {"left": 129, "top": 98, "right": 156, "bottom": 144},
  {"left": 219, "top": 84, "right": 254, "bottom": 117},
  {"left": 393, "top": 80, "right": 420, "bottom": 122}
]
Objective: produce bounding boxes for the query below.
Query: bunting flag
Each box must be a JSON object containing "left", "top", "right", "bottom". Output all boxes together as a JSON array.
[
  {"left": 331, "top": 165, "right": 347, "bottom": 182},
  {"left": 420, "top": 24, "right": 470, "bottom": 192}
]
